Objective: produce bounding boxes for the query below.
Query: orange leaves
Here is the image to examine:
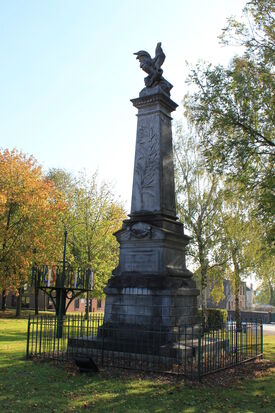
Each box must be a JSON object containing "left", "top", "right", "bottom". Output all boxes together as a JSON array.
[{"left": 0, "top": 148, "right": 68, "bottom": 290}]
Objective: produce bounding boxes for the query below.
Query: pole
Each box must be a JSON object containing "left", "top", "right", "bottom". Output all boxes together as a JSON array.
[
  {"left": 86, "top": 288, "right": 89, "bottom": 336},
  {"left": 86, "top": 268, "right": 93, "bottom": 336},
  {"left": 61, "top": 230, "right": 67, "bottom": 290},
  {"left": 26, "top": 314, "right": 31, "bottom": 359},
  {"left": 57, "top": 230, "right": 67, "bottom": 338},
  {"left": 198, "top": 323, "right": 201, "bottom": 380},
  {"left": 33, "top": 266, "right": 38, "bottom": 316},
  {"left": 261, "top": 321, "right": 263, "bottom": 358},
  {"left": 32, "top": 248, "right": 38, "bottom": 316}
]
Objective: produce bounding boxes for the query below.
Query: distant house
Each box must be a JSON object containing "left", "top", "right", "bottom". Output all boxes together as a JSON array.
[
  {"left": 205, "top": 279, "right": 252, "bottom": 310},
  {"left": 246, "top": 284, "right": 254, "bottom": 309},
  {"left": 0, "top": 287, "right": 105, "bottom": 313}
]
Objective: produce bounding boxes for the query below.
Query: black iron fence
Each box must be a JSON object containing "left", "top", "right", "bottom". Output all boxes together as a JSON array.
[{"left": 26, "top": 314, "right": 263, "bottom": 380}]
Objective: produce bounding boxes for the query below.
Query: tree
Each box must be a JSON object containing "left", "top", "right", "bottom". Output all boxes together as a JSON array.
[
  {"left": 47, "top": 169, "right": 126, "bottom": 298},
  {"left": 254, "top": 241, "right": 275, "bottom": 306},
  {"left": 218, "top": 185, "right": 262, "bottom": 326},
  {"left": 174, "top": 125, "right": 226, "bottom": 324},
  {"left": 0, "top": 149, "right": 66, "bottom": 315},
  {"left": 184, "top": 0, "right": 274, "bottom": 231}
]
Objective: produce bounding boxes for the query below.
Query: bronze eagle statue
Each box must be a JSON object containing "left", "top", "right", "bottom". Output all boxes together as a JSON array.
[{"left": 134, "top": 42, "right": 172, "bottom": 94}]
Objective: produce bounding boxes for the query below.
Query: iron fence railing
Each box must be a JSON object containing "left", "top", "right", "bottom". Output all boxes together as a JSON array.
[{"left": 26, "top": 314, "right": 263, "bottom": 380}]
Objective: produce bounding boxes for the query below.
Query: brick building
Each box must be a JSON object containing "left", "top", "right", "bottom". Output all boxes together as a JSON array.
[{"left": 0, "top": 287, "right": 105, "bottom": 313}]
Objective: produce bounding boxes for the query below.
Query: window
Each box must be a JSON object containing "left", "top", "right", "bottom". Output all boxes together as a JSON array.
[
  {"left": 74, "top": 298, "right": 80, "bottom": 310},
  {"left": 11, "top": 295, "right": 16, "bottom": 307},
  {"left": 22, "top": 296, "right": 30, "bottom": 308},
  {"left": 97, "top": 299, "right": 102, "bottom": 309}
]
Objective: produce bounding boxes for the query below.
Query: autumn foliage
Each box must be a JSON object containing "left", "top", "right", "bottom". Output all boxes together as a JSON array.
[{"left": 0, "top": 149, "right": 67, "bottom": 294}]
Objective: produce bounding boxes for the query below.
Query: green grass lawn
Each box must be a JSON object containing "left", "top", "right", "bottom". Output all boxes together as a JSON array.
[
  {"left": 0, "top": 309, "right": 104, "bottom": 319},
  {"left": 0, "top": 315, "right": 274, "bottom": 413}
]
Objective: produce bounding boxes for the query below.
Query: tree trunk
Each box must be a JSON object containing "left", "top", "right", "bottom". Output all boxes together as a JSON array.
[
  {"left": 234, "top": 277, "right": 241, "bottom": 329},
  {"left": 269, "top": 280, "right": 275, "bottom": 306},
  {"left": 85, "top": 291, "right": 90, "bottom": 320},
  {"left": 16, "top": 287, "right": 24, "bottom": 317},
  {"left": 198, "top": 234, "right": 208, "bottom": 330},
  {"left": 201, "top": 268, "right": 208, "bottom": 330},
  {"left": 1, "top": 289, "right": 8, "bottom": 311},
  {"left": 228, "top": 240, "right": 242, "bottom": 330},
  {"left": 232, "top": 259, "right": 241, "bottom": 330}
]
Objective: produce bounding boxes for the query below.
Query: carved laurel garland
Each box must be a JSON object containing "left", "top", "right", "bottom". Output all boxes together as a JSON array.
[{"left": 135, "top": 124, "right": 159, "bottom": 208}]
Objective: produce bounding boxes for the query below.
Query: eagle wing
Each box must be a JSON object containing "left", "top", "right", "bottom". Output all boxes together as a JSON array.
[{"left": 153, "top": 42, "right": 165, "bottom": 71}]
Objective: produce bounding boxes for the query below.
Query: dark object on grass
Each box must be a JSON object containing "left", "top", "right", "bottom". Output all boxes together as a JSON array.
[{"left": 74, "top": 356, "right": 99, "bottom": 373}]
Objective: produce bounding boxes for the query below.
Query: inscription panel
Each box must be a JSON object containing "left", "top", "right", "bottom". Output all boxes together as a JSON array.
[{"left": 124, "top": 250, "right": 158, "bottom": 273}]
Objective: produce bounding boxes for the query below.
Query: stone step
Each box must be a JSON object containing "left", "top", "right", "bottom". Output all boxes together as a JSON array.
[{"left": 68, "top": 335, "right": 229, "bottom": 362}]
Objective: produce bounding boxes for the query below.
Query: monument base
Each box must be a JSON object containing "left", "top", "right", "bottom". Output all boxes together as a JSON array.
[
  {"left": 90, "top": 278, "right": 199, "bottom": 355},
  {"left": 104, "top": 283, "right": 199, "bottom": 327}
]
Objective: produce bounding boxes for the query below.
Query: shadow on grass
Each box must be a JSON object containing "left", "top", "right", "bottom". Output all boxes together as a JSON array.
[
  {"left": 0, "top": 331, "right": 27, "bottom": 343},
  {"left": 0, "top": 358, "right": 274, "bottom": 413}
]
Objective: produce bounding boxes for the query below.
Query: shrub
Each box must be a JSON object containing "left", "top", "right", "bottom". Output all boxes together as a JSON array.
[{"left": 198, "top": 308, "right": 227, "bottom": 330}]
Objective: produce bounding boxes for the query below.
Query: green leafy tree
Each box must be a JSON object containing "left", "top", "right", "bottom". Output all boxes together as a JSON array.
[
  {"left": 254, "top": 242, "right": 275, "bottom": 306},
  {"left": 184, "top": 0, "right": 274, "bottom": 233},
  {"left": 47, "top": 170, "right": 126, "bottom": 298},
  {"left": 218, "top": 186, "right": 262, "bottom": 326},
  {"left": 174, "top": 126, "right": 226, "bottom": 324}
]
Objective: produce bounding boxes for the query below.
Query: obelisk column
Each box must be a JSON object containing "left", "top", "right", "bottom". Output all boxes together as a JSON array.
[{"left": 130, "top": 93, "right": 178, "bottom": 219}]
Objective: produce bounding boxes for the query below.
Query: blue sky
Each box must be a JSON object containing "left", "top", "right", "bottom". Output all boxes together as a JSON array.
[{"left": 0, "top": 0, "right": 246, "bottom": 208}]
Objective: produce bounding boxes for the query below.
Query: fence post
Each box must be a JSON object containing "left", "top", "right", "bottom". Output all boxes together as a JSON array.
[
  {"left": 86, "top": 313, "right": 89, "bottom": 338},
  {"left": 101, "top": 319, "right": 104, "bottom": 367},
  {"left": 26, "top": 314, "right": 31, "bottom": 359},
  {"left": 39, "top": 316, "right": 43, "bottom": 355},
  {"left": 261, "top": 321, "right": 263, "bottom": 358},
  {"left": 235, "top": 324, "right": 238, "bottom": 365},
  {"left": 255, "top": 319, "right": 258, "bottom": 357},
  {"left": 198, "top": 323, "right": 201, "bottom": 381},
  {"left": 80, "top": 314, "right": 83, "bottom": 336}
]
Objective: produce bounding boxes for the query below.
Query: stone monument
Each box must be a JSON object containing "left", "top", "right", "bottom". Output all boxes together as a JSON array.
[{"left": 103, "top": 43, "right": 199, "bottom": 338}]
